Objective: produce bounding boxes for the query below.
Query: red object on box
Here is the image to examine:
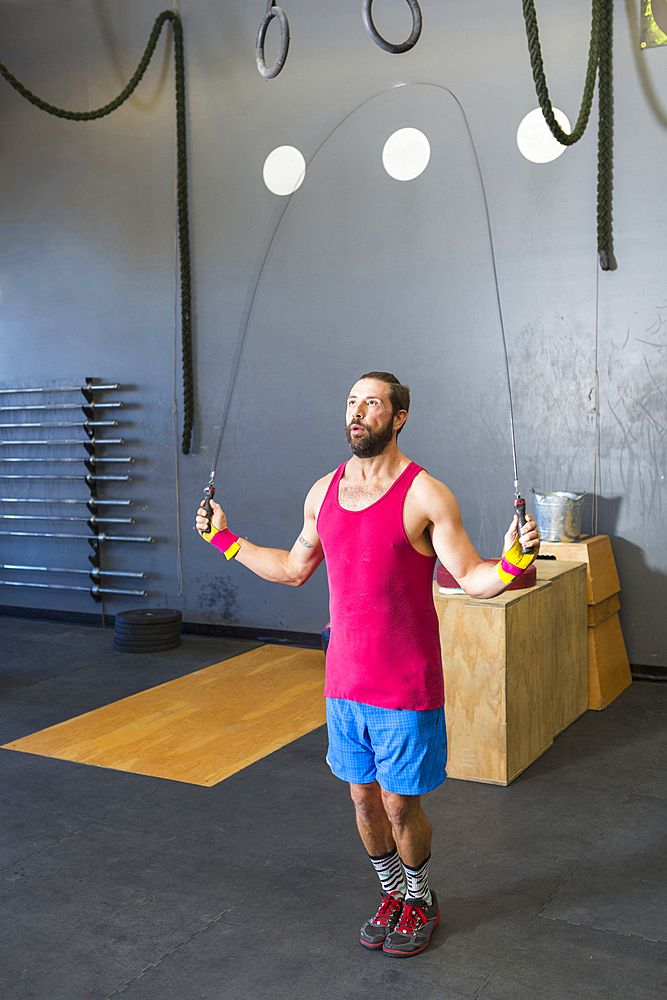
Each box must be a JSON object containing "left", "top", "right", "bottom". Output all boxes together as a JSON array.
[{"left": 436, "top": 560, "right": 537, "bottom": 591}]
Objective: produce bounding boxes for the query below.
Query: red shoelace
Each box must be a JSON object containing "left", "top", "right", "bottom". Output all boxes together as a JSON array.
[
  {"left": 371, "top": 895, "right": 403, "bottom": 927},
  {"left": 395, "top": 902, "right": 427, "bottom": 934}
]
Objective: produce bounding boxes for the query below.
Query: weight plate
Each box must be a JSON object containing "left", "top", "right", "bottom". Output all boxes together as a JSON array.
[
  {"left": 114, "top": 633, "right": 181, "bottom": 644},
  {"left": 114, "top": 640, "right": 181, "bottom": 653},
  {"left": 114, "top": 624, "right": 181, "bottom": 637},
  {"left": 115, "top": 608, "right": 182, "bottom": 626},
  {"left": 113, "top": 633, "right": 182, "bottom": 646}
]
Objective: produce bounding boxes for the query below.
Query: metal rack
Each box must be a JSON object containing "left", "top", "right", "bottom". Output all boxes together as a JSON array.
[{"left": 0, "top": 379, "right": 151, "bottom": 601}]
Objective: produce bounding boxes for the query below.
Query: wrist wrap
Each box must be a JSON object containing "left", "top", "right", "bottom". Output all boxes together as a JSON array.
[
  {"left": 497, "top": 537, "right": 533, "bottom": 585},
  {"left": 202, "top": 523, "right": 240, "bottom": 560}
]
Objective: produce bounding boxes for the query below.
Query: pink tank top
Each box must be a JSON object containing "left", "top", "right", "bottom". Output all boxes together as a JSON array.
[{"left": 316, "top": 461, "right": 444, "bottom": 711}]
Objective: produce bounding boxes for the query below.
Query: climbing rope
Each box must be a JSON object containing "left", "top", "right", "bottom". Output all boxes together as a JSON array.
[
  {"left": 0, "top": 10, "right": 196, "bottom": 451},
  {"left": 521, "top": 0, "right": 617, "bottom": 270},
  {"left": 596, "top": 0, "right": 616, "bottom": 271}
]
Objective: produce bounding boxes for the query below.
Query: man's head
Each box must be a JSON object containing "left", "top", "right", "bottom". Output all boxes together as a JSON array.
[{"left": 345, "top": 372, "right": 410, "bottom": 458}]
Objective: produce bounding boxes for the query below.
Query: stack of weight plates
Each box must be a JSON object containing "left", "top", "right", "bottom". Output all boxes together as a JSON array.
[{"left": 114, "top": 608, "right": 182, "bottom": 653}]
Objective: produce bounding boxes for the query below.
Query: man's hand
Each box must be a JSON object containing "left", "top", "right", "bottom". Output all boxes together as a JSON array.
[
  {"left": 196, "top": 498, "right": 227, "bottom": 537},
  {"left": 502, "top": 512, "right": 540, "bottom": 561},
  {"left": 497, "top": 512, "right": 540, "bottom": 588}
]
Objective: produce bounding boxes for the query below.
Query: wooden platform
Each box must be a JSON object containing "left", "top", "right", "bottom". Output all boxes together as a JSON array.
[
  {"left": 434, "top": 578, "right": 556, "bottom": 785},
  {"left": 539, "top": 535, "right": 632, "bottom": 709},
  {"left": 433, "top": 560, "right": 588, "bottom": 785},
  {"left": 2, "top": 645, "right": 326, "bottom": 786}
]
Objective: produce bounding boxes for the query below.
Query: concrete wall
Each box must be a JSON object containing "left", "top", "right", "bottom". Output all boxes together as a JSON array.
[{"left": 0, "top": 0, "right": 665, "bottom": 666}]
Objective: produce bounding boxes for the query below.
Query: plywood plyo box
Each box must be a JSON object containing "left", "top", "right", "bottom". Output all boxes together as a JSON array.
[
  {"left": 434, "top": 580, "right": 554, "bottom": 785},
  {"left": 538, "top": 535, "right": 631, "bottom": 710},
  {"left": 539, "top": 535, "right": 620, "bottom": 604}
]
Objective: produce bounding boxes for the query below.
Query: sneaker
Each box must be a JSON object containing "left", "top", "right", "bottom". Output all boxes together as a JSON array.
[
  {"left": 382, "top": 891, "right": 440, "bottom": 957},
  {"left": 359, "top": 891, "right": 404, "bottom": 949}
]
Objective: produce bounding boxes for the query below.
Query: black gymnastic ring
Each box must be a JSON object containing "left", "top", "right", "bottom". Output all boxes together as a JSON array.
[
  {"left": 256, "top": 6, "right": 290, "bottom": 79},
  {"left": 362, "top": 0, "right": 422, "bottom": 54}
]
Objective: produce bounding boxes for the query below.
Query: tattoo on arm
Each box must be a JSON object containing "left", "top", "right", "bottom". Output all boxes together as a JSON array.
[{"left": 298, "top": 534, "right": 314, "bottom": 549}]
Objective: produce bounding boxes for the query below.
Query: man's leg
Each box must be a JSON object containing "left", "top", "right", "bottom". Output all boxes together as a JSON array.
[
  {"left": 351, "top": 783, "right": 439, "bottom": 955},
  {"left": 350, "top": 784, "right": 432, "bottom": 882},
  {"left": 379, "top": 789, "right": 431, "bottom": 871},
  {"left": 377, "top": 788, "right": 440, "bottom": 957},
  {"left": 351, "top": 782, "right": 407, "bottom": 948},
  {"left": 355, "top": 787, "right": 434, "bottom": 903},
  {"left": 350, "top": 780, "right": 394, "bottom": 855}
]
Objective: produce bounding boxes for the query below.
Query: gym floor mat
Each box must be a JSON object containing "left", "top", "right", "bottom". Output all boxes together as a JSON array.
[{"left": 2, "top": 644, "right": 326, "bottom": 785}]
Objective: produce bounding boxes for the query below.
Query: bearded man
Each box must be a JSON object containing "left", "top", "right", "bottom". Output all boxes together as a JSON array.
[{"left": 196, "top": 371, "right": 540, "bottom": 957}]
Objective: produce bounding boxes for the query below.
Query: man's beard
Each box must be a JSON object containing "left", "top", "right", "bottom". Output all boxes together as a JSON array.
[{"left": 345, "top": 415, "right": 395, "bottom": 458}]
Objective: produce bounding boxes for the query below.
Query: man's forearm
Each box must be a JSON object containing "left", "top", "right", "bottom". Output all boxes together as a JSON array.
[
  {"left": 459, "top": 560, "right": 508, "bottom": 600},
  {"left": 234, "top": 538, "right": 306, "bottom": 586}
]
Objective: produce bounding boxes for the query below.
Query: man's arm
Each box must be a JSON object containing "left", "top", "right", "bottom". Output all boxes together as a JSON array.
[
  {"left": 195, "top": 479, "right": 326, "bottom": 587},
  {"left": 417, "top": 476, "right": 539, "bottom": 599}
]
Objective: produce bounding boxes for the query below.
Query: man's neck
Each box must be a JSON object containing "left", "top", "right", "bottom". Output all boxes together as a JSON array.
[{"left": 346, "top": 442, "right": 408, "bottom": 481}]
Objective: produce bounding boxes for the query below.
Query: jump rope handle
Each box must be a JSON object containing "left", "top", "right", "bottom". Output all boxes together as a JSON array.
[
  {"left": 202, "top": 482, "right": 215, "bottom": 533},
  {"left": 514, "top": 495, "right": 531, "bottom": 555}
]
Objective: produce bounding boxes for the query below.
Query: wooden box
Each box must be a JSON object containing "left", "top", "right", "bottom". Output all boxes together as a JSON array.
[
  {"left": 536, "top": 535, "right": 631, "bottom": 709},
  {"left": 588, "top": 613, "right": 632, "bottom": 710},
  {"left": 434, "top": 580, "right": 554, "bottom": 785},
  {"left": 539, "top": 535, "right": 620, "bottom": 604}
]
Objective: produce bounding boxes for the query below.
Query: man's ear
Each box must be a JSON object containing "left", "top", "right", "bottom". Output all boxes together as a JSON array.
[{"left": 394, "top": 410, "right": 408, "bottom": 432}]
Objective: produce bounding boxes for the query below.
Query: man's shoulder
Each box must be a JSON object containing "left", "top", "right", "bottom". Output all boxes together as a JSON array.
[
  {"left": 304, "top": 466, "right": 342, "bottom": 514},
  {"left": 312, "top": 468, "right": 338, "bottom": 495},
  {"left": 408, "top": 468, "right": 458, "bottom": 513}
]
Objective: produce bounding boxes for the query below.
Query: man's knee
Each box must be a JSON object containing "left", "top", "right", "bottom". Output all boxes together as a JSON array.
[
  {"left": 380, "top": 789, "right": 422, "bottom": 831},
  {"left": 350, "top": 781, "right": 385, "bottom": 821}
]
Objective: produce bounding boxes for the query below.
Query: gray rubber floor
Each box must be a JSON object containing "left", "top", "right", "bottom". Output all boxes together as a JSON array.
[{"left": 1, "top": 615, "right": 666, "bottom": 1000}]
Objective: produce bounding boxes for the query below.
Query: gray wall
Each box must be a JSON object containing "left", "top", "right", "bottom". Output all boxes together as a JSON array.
[{"left": 0, "top": 1, "right": 665, "bottom": 665}]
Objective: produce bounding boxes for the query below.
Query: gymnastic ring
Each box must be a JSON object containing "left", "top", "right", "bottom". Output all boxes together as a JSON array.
[
  {"left": 362, "top": 0, "right": 422, "bottom": 54},
  {"left": 256, "top": 6, "right": 290, "bottom": 79}
]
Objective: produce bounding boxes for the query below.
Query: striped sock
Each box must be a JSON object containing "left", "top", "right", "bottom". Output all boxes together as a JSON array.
[
  {"left": 402, "top": 853, "right": 432, "bottom": 905},
  {"left": 368, "top": 847, "right": 406, "bottom": 898}
]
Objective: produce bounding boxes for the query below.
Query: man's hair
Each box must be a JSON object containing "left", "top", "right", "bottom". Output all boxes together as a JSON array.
[{"left": 359, "top": 371, "right": 410, "bottom": 435}]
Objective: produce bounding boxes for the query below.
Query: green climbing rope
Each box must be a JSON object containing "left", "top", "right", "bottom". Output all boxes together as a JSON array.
[
  {"left": 521, "top": 0, "right": 617, "bottom": 270},
  {"left": 0, "top": 10, "right": 196, "bottom": 451},
  {"left": 596, "top": 0, "right": 617, "bottom": 271}
]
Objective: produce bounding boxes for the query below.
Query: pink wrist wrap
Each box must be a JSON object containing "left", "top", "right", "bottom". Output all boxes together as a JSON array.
[{"left": 206, "top": 525, "right": 240, "bottom": 560}]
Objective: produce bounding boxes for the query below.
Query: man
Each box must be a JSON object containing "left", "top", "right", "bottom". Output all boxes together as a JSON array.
[{"left": 196, "top": 371, "right": 540, "bottom": 958}]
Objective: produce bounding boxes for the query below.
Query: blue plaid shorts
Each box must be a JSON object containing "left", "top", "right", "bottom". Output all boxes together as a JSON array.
[{"left": 325, "top": 698, "right": 447, "bottom": 795}]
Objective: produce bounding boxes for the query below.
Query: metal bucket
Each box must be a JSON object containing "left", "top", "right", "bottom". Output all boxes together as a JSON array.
[{"left": 531, "top": 490, "right": 586, "bottom": 542}]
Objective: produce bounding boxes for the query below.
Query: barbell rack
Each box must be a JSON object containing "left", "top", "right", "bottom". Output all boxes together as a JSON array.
[{"left": 0, "top": 379, "right": 150, "bottom": 604}]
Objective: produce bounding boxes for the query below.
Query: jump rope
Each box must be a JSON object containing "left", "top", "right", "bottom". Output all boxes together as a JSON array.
[{"left": 202, "top": 0, "right": 616, "bottom": 556}]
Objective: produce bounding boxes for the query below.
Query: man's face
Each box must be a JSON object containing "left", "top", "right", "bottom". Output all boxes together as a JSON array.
[{"left": 345, "top": 379, "right": 398, "bottom": 458}]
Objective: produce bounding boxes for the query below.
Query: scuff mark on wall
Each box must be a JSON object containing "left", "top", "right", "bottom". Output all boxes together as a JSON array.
[
  {"left": 603, "top": 303, "right": 667, "bottom": 532},
  {"left": 506, "top": 319, "right": 597, "bottom": 493},
  {"left": 196, "top": 577, "right": 241, "bottom": 624}
]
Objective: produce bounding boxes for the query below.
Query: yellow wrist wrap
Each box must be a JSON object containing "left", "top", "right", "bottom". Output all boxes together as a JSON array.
[
  {"left": 497, "top": 538, "right": 534, "bottom": 585},
  {"left": 202, "top": 523, "right": 240, "bottom": 560}
]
